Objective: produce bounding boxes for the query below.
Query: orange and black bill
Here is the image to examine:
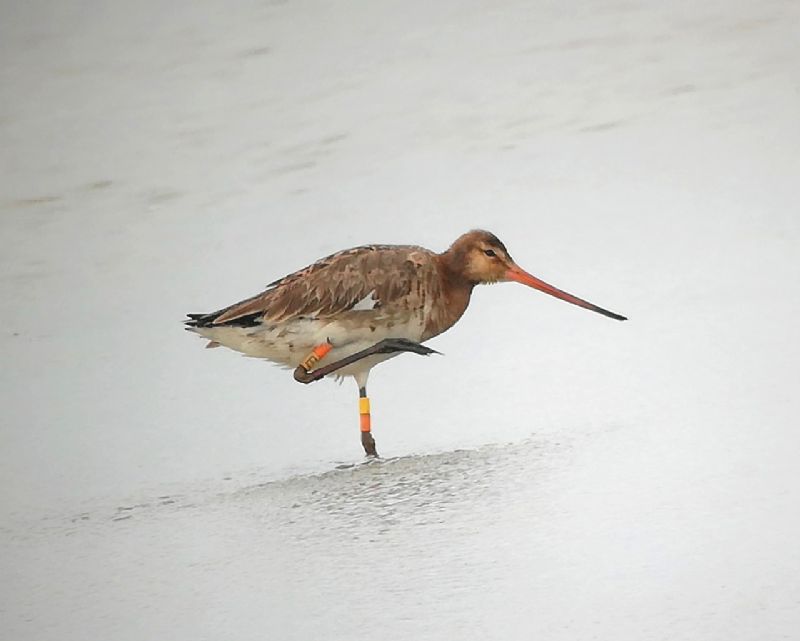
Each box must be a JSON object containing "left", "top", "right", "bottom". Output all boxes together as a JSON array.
[{"left": 506, "top": 265, "right": 627, "bottom": 321}]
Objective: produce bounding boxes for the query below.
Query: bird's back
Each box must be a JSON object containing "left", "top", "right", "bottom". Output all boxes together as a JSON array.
[
  {"left": 185, "top": 244, "right": 448, "bottom": 368},
  {"left": 187, "top": 244, "right": 439, "bottom": 327}
]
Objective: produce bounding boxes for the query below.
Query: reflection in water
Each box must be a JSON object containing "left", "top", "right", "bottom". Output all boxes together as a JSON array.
[
  {"left": 238, "top": 439, "right": 561, "bottom": 542},
  {"left": 208, "top": 438, "right": 571, "bottom": 641}
]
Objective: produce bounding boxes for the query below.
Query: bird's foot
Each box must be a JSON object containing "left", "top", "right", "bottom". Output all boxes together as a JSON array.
[
  {"left": 374, "top": 338, "right": 440, "bottom": 357},
  {"left": 293, "top": 338, "right": 437, "bottom": 385},
  {"left": 361, "top": 431, "right": 379, "bottom": 457}
]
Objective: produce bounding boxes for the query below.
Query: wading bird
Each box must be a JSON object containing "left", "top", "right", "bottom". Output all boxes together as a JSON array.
[{"left": 186, "top": 230, "right": 625, "bottom": 456}]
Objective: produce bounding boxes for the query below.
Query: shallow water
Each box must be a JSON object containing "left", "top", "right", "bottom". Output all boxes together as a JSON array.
[
  {"left": 5, "top": 425, "right": 799, "bottom": 640},
  {"left": 2, "top": 0, "right": 800, "bottom": 638}
]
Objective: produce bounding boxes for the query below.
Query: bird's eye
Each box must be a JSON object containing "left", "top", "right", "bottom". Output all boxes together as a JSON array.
[{"left": 483, "top": 249, "right": 497, "bottom": 258}]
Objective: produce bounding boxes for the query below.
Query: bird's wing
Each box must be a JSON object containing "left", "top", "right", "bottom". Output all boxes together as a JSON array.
[{"left": 205, "top": 245, "right": 436, "bottom": 326}]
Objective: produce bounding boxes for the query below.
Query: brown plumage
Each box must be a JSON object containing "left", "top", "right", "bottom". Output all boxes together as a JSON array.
[
  {"left": 211, "top": 244, "right": 441, "bottom": 330},
  {"left": 186, "top": 229, "right": 626, "bottom": 456}
]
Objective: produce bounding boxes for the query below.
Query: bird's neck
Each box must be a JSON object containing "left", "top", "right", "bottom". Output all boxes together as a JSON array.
[{"left": 424, "top": 251, "right": 476, "bottom": 340}]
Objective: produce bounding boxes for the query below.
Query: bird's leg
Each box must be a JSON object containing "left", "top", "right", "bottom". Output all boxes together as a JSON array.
[
  {"left": 293, "top": 338, "right": 438, "bottom": 384},
  {"left": 293, "top": 342, "right": 333, "bottom": 383},
  {"left": 359, "top": 386, "right": 378, "bottom": 457}
]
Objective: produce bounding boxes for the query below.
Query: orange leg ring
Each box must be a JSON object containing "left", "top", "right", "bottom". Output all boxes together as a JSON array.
[
  {"left": 359, "top": 397, "right": 372, "bottom": 433},
  {"left": 299, "top": 342, "right": 332, "bottom": 372}
]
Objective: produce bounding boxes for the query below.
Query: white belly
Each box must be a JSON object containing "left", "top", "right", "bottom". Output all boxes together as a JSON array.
[{"left": 190, "top": 315, "right": 426, "bottom": 378}]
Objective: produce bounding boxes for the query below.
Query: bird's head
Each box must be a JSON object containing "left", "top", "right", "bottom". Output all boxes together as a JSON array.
[
  {"left": 448, "top": 229, "right": 516, "bottom": 285},
  {"left": 446, "top": 229, "right": 627, "bottom": 321}
]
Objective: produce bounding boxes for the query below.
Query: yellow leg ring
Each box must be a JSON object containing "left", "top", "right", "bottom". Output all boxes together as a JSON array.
[{"left": 359, "top": 396, "right": 371, "bottom": 433}]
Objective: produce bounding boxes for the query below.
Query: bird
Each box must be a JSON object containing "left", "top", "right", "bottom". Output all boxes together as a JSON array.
[{"left": 185, "top": 229, "right": 626, "bottom": 457}]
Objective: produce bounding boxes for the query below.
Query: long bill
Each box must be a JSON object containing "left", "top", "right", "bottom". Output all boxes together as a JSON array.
[{"left": 506, "top": 265, "right": 627, "bottom": 321}]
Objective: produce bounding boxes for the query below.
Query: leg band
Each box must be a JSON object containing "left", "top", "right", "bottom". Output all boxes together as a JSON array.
[
  {"left": 300, "top": 342, "right": 332, "bottom": 371},
  {"left": 359, "top": 397, "right": 371, "bottom": 433}
]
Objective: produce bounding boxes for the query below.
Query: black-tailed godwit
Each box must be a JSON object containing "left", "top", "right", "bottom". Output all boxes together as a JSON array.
[{"left": 186, "top": 230, "right": 626, "bottom": 456}]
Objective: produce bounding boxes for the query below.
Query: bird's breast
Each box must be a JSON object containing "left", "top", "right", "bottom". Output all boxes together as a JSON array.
[{"left": 422, "top": 280, "right": 474, "bottom": 341}]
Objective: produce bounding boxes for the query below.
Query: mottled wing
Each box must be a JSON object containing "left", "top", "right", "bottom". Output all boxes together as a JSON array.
[{"left": 206, "top": 245, "right": 436, "bottom": 325}]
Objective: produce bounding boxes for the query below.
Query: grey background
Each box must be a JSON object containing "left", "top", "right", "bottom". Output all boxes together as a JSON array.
[{"left": 2, "top": 0, "right": 799, "bottom": 639}]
